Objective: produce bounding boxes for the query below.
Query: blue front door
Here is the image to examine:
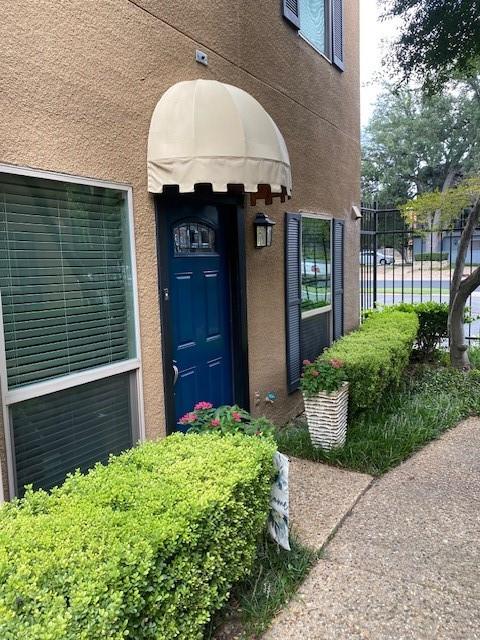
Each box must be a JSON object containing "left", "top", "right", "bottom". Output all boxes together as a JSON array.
[{"left": 167, "top": 204, "right": 234, "bottom": 426}]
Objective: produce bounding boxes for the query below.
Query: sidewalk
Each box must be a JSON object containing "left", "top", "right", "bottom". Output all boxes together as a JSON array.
[{"left": 265, "top": 418, "right": 480, "bottom": 639}]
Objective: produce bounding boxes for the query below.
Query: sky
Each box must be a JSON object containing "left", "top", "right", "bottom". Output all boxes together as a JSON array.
[{"left": 360, "top": 0, "right": 400, "bottom": 127}]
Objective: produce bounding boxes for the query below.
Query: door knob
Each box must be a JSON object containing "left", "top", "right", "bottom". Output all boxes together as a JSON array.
[{"left": 173, "top": 361, "right": 179, "bottom": 386}]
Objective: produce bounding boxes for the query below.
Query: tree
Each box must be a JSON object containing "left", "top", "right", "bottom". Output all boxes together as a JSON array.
[
  {"left": 381, "top": 0, "right": 480, "bottom": 91},
  {"left": 402, "top": 177, "right": 480, "bottom": 369},
  {"left": 362, "top": 85, "right": 480, "bottom": 205},
  {"left": 363, "top": 84, "right": 480, "bottom": 252}
]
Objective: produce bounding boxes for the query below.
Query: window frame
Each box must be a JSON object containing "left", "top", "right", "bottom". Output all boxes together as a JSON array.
[
  {"left": 298, "top": 0, "right": 332, "bottom": 61},
  {"left": 0, "top": 163, "right": 145, "bottom": 500},
  {"left": 300, "top": 211, "right": 333, "bottom": 320}
]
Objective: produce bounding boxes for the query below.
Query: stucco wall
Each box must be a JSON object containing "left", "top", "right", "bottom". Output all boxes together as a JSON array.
[{"left": 0, "top": 0, "right": 360, "bottom": 488}]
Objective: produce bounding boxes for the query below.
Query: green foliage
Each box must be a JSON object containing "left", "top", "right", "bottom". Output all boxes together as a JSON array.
[
  {"left": 401, "top": 175, "right": 480, "bottom": 371},
  {"left": 391, "top": 301, "right": 473, "bottom": 360},
  {"left": 468, "top": 346, "right": 480, "bottom": 369},
  {"left": 207, "top": 534, "right": 316, "bottom": 639},
  {"left": 0, "top": 434, "right": 276, "bottom": 640},
  {"left": 381, "top": 0, "right": 480, "bottom": 90},
  {"left": 324, "top": 310, "right": 419, "bottom": 412},
  {"left": 401, "top": 175, "right": 480, "bottom": 229},
  {"left": 300, "top": 357, "right": 345, "bottom": 396},
  {"left": 362, "top": 85, "right": 480, "bottom": 204},
  {"left": 301, "top": 299, "right": 329, "bottom": 312},
  {"left": 181, "top": 403, "right": 275, "bottom": 439},
  {"left": 277, "top": 365, "right": 480, "bottom": 475},
  {"left": 414, "top": 252, "right": 448, "bottom": 262},
  {"left": 393, "top": 302, "right": 449, "bottom": 358}
]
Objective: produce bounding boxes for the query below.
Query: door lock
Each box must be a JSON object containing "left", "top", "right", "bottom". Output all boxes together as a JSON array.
[{"left": 163, "top": 287, "right": 169, "bottom": 301}]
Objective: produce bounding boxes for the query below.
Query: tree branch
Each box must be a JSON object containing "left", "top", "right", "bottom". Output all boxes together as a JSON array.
[
  {"left": 467, "top": 76, "right": 480, "bottom": 104},
  {"left": 431, "top": 166, "right": 458, "bottom": 241},
  {"left": 450, "top": 199, "right": 480, "bottom": 308},
  {"left": 459, "top": 265, "right": 480, "bottom": 299}
]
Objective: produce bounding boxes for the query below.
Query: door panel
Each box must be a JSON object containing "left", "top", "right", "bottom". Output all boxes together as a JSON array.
[
  {"left": 176, "top": 366, "right": 199, "bottom": 418},
  {"left": 173, "top": 271, "right": 196, "bottom": 348},
  {"left": 167, "top": 204, "right": 234, "bottom": 426},
  {"left": 207, "top": 357, "right": 226, "bottom": 407},
  {"left": 204, "top": 271, "right": 221, "bottom": 338}
]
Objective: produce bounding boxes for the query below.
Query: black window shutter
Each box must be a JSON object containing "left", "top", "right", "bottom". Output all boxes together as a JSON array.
[
  {"left": 332, "top": 0, "right": 345, "bottom": 71},
  {"left": 285, "top": 212, "right": 302, "bottom": 392},
  {"left": 333, "top": 219, "right": 344, "bottom": 340},
  {"left": 283, "top": 0, "right": 300, "bottom": 29}
]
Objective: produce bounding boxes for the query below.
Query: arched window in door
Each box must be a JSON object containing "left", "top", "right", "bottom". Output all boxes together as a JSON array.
[{"left": 173, "top": 221, "right": 216, "bottom": 254}]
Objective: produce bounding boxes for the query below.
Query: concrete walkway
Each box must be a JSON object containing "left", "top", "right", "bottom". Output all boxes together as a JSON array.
[
  {"left": 288, "top": 457, "right": 372, "bottom": 550},
  {"left": 265, "top": 418, "right": 480, "bottom": 640}
]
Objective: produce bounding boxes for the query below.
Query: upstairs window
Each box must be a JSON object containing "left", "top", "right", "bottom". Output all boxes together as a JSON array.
[
  {"left": 299, "top": 0, "right": 329, "bottom": 57},
  {"left": 282, "top": 0, "right": 344, "bottom": 70}
]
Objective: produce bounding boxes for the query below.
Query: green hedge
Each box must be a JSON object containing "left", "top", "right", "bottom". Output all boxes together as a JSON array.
[
  {"left": 414, "top": 252, "right": 448, "bottom": 262},
  {"left": 324, "top": 310, "right": 419, "bottom": 412},
  {"left": 386, "top": 302, "right": 472, "bottom": 359},
  {"left": 392, "top": 302, "right": 449, "bottom": 358},
  {"left": 0, "top": 433, "right": 275, "bottom": 640}
]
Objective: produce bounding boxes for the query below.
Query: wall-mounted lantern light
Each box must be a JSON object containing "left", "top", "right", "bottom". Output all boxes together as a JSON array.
[{"left": 254, "top": 212, "right": 276, "bottom": 248}]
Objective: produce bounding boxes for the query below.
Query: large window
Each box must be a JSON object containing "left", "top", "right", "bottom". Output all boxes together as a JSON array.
[
  {"left": 301, "top": 216, "right": 331, "bottom": 315},
  {"left": 286, "top": 213, "right": 342, "bottom": 393},
  {"left": 299, "top": 0, "right": 329, "bottom": 56},
  {"left": 0, "top": 169, "right": 141, "bottom": 496}
]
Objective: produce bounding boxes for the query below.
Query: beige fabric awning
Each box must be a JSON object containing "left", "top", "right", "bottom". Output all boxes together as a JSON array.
[{"left": 147, "top": 79, "right": 292, "bottom": 197}]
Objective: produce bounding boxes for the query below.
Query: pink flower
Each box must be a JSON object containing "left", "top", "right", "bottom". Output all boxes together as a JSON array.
[
  {"left": 232, "top": 411, "right": 242, "bottom": 422},
  {"left": 178, "top": 411, "right": 197, "bottom": 425},
  {"left": 330, "top": 358, "right": 344, "bottom": 369},
  {"left": 210, "top": 418, "right": 220, "bottom": 427},
  {"left": 312, "top": 370, "right": 320, "bottom": 377},
  {"left": 303, "top": 359, "right": 311, "bottom": 366},
  {"left": 194, "top": 401, "right": 213, "bottom": 411}
]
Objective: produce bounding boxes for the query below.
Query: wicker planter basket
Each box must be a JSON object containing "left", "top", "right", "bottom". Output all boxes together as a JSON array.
[{"left": 303, "top": 382, "right": 349, "bottom": 450}]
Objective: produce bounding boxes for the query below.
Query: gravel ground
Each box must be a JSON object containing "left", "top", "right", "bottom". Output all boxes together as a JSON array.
[{"left": 264, "top": 418, "right": 480, "bottom": 640}]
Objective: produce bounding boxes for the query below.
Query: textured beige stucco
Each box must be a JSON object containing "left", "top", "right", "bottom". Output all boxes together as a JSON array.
[{"left": 0, "top": 0, "right": 360, "bottom": 491}]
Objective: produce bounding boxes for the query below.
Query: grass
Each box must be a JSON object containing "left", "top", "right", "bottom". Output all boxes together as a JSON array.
[
  {"left": 380, "top": 287, "right": 444, "bottom": 295},
  {"left": 301, "top": 299, "right": 330, "bottom": 312},
  {"left": 206, "top": 535, "right": 316, "bottom": 639},
  {"left": 276, "top": 365, "right": 480, "bottom": 476},
  {"left": 469, "top": 346, "right": 480, "bottom": 368}
]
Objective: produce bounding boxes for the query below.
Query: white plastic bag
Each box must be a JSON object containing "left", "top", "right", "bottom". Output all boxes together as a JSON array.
[{"left": 268, "top": 452, "right": 290, "bottom": 551}]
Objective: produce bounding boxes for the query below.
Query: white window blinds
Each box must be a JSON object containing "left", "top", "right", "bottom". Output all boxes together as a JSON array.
[{"left": 0, "top": 174, "right": 135, "bottom": 389}]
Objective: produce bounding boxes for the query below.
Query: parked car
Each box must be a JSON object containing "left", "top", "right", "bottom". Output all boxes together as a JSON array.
[
  {"left": 360, "top": 250, "right": 395, "bottom": 265},
  {"left": 302, "top": 261, "right": 330, "bottom": 277}
]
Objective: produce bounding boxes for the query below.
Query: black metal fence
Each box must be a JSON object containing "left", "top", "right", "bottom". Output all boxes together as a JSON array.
[{"left": 360, "top": 204, "right": 480, "bottom": 342}]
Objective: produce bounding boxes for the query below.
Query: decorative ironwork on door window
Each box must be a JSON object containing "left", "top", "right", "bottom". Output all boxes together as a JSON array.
[{"left": 173, "top": 222, "right": 216, "bottom": 254}]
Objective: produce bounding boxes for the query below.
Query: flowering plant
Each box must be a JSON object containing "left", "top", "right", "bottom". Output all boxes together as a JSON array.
[
  {"left": 179, "top": 402, "right": 275, "bottom": 438},
  {"left": 300, "top": 357, "right": 346, "bottom": 396}
]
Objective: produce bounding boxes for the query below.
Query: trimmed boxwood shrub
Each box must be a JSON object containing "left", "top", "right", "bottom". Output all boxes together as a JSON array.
[
  {"left": 324, "top": 310, "right": 419, "bottom": 413},
  {"left": 0, "top": 433, "right": 276, "bottom": 640}
]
